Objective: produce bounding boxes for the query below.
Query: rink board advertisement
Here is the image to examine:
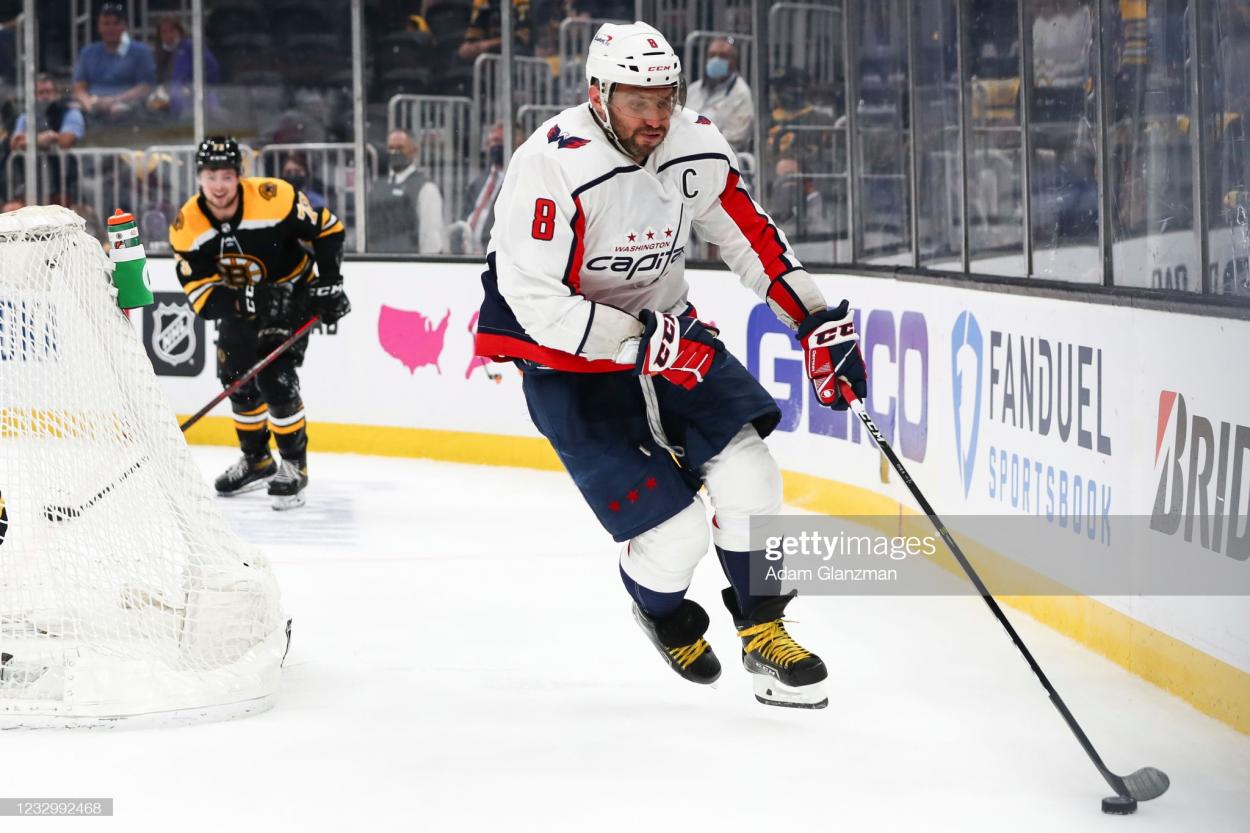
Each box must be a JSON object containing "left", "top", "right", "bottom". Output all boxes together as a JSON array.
[{"left": 140, "top": 258, "right": 1250, "bottom": 724}]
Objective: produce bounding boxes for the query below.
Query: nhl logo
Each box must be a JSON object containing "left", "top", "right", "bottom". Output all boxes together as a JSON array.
[
  {"left": 143, "top": 292, "right": 206, "bottom": 377},
  {"left": 152, "top": 302, "right": 197, "bottom": 366}
]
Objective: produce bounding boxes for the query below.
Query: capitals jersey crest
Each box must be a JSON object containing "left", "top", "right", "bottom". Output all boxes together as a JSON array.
[{"left": 546, "top": 124, "right": 591, "bottom": 150}]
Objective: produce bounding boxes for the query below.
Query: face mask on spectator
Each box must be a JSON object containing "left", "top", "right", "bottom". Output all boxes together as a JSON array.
[
  {"left": 705, "top": 57, "right": 730, "bottom": 80},
  {"left": 488, "top": 144, "right": 504, "bottom": 167},
  {"left": 388, "top": 152, "right": 409, "bottom": 173},
  {"left": 283, "top": 173, "right": 306, "bottom": 191}
]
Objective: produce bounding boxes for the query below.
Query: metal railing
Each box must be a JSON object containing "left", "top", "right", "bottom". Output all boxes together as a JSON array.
[
  {"left": 767, "top": 3, "right": 842, "bottom": 91},
  {"left": 3, "top": 142, "right": 370, "bottom": 252},
  {"left": 473, "top": 53, "right": 555, "bottom": 124},
  {"left": 257, "top": 143, "right": 378, "bottom": 249},
  {"left": 388, "top": 95, "right": 477, "bottom": 222},
  {"left": 516, "top": 104, "right": 566, "bottom": 139},
  {"left": 557, "top": 17, "right": 629, "bottom": 104}
]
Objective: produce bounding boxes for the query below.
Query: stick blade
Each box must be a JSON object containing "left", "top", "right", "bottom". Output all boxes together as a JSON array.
[{"left": 1122, "top": 767, "right": 1170, "bottom": 801}]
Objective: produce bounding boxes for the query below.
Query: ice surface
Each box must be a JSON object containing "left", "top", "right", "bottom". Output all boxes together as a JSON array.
[{"left": 2, "top": 447, "right": 1247, "bottom": 832}]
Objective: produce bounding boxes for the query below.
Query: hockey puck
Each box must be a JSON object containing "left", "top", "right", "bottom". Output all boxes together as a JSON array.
[{"left": 1101, "top": 796, "right": 1138, "bottom": 815}]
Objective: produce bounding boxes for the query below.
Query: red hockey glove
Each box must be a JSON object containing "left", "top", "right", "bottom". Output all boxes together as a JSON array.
[
  {"left": 635, "top": 310, "right": 721, "bottom": 391},
  {"left": 795, "top": 300, "right": 868, "bottom": 411}
]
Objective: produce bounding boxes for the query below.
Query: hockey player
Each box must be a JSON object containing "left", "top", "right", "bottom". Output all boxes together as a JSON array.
[
  {"left": 169, "top": 136, "right": 351, "bottom": 509},
  {"left": 474, "top": 22, "right": 868, "bottom": 708}
]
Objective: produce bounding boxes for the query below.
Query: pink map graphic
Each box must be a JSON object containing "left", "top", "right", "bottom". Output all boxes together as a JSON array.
[{"left": 377, "top": 305, "right": 450, "bottom": 374}]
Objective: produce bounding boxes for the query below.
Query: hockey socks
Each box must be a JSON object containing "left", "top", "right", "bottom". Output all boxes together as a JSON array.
[
  {"left": 714, "top": 546, "right": 778, "bottom": 617},
  {"left": 723, "top": 588, "right": 828, "bottom": 709}
]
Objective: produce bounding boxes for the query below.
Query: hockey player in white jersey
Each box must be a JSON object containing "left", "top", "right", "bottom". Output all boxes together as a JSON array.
[{"left": 474, "top": 21, "right": 868, "bottom": 708}]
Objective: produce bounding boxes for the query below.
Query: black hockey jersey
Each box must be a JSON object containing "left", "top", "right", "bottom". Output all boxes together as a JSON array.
[{"left": 168, "top": 177, "right": 345, "bottom": 318}]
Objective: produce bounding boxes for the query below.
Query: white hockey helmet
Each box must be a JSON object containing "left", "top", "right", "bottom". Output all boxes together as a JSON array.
[{"left": 585, "top": 21, "right": 682, "bottom": 90}]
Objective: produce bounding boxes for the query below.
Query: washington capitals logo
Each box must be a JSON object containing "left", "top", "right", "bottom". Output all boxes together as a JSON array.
[
  {"left": 547, "top": 124, "right": 590, "bottom": 150},
  {"left": 695, "top": 114, "right": 712, "bottom": 125}
]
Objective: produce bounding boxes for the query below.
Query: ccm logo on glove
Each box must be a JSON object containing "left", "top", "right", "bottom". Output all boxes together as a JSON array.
[
  {"left": 636, "top": 310, "right": 721, "bottom": 391},
  {"left": 795, "top": 300, "right": 868, "bottom": 410}
]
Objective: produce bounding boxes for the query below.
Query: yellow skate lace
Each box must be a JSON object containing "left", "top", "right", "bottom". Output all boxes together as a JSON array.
[
  {"left": 737, "top": 620, "right": 812, "bottom": 668},
  {"left": 667, "top": 638, "right": 712, "bottom": 669}
]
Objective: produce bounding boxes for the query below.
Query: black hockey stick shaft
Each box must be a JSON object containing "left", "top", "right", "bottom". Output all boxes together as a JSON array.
[
  {"left": 43, "top": 457, "right": 146, "bottom": 520},
  {"left": 837, "top": 381, "right": 1166, "bottom": 801},
  {"left": 179, "top": 316, "right": 320, "bottom": 433}
]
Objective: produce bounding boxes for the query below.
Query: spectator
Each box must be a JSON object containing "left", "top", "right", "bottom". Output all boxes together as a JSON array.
[
  {"left": 73, "top": 3, "right": 156, "bottom": 122},
  {"left": 367, "top": 129, "right": 446, "bottom": 254},
  {"left": 457, "top": 122, "right": 506, "bottom": 253},
  {"left": 768, "top": 67, "right": 832, "bottom": 174},
  {"left": 769, "top": 156, "right": 830, "bottom": 241},
  {"left": 458, "top": 0, "right": 534, "bottom": 61},
  {"left": 11, "top": 74, "right": 86, "bottom": 152},
  {"left": 147, "top": 13, "right": 219, "bottom": 119},
  {"left": 11, "top": 74, "right": 86, "bottom": 205},
  {"left": 685, "top": 38, "right": 754, "bottom": 152},
  {"left": 280, "top": 153, "right": 326, "bottom": 212}
]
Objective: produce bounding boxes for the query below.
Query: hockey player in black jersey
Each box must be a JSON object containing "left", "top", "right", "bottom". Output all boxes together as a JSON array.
[{"left": 169, "top": 136, "right": 351, "bottom": 509}]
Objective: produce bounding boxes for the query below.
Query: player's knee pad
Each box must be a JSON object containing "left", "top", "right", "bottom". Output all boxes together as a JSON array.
[
  {"left": 218, "top": 352, "right": 257, "bottom": 392},
  {"left": 702, "top": 425, "right": 783, "bottom": 552},
  {"left": 256, "top": 363, "right": 301, "bottom": 405},
  {"left": 620, "top": 497, "right": 711, "bottom": 594}
]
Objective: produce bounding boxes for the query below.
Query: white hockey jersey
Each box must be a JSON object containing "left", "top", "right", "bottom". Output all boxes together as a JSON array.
[{"left": 475, "top": 102, "right": 825, "bottom": 372}]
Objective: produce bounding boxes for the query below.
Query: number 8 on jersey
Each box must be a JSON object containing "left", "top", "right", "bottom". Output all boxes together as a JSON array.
[{"left": 531, "top": 198, "right": 556, "bottom": 241}]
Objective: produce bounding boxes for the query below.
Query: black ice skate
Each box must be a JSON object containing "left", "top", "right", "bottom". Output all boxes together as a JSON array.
[
  {"left": 267, "top": 458, "right": 308, "bottom": 511},
  {"left": 723, "top": 588, "right": 828, "bottom": 709},
  {"left": 215, "top": 453, "right": 276, "bottom": 496},
  {"left": 633, "top": 599, "right": 722, "bottom": 685}
]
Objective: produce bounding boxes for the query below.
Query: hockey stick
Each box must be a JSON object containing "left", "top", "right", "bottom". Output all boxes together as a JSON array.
[
  {"left": 45, "top": 318, "right": 320, "bottom": 521},
  {"left": 179, "top": 316, "right": 320, "bottom": 433},
  {"left": 837, "top": 381, "right": 1169, "bottom": 811},
  {"left": 43, "top": 319, "right": 321, "bottom": 522},
  {"left": 44, "top": 457, "right": 147, "bottom": 521}
]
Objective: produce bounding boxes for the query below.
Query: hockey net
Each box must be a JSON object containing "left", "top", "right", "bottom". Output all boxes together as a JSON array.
[{"left": 0, "top": 205, "right": 286, "bottom": 727}]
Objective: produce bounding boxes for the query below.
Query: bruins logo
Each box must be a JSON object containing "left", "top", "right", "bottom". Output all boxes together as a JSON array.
[
  {"left": 176, "top": 254, "right": 193, "bottom": 277},
  {"left": 172, "top": 210, "right": 184, "bottom": 231},
  {"left": 259, "top": 182, "right": 278, "bottom": 200},
  {"left": 216, "top": 253, "right": 267, "bottom": 287}
]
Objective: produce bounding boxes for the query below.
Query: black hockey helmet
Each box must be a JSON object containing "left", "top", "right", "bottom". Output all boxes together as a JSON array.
[{"left": 196, "top": 136, "right": 241, "bottom": 173}]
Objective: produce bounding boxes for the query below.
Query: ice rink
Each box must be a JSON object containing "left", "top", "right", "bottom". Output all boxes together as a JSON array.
[{"left": 3, "top": 447, "right": 1248, "bottom": 832}]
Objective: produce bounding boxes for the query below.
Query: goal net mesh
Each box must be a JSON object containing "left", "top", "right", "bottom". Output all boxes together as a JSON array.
[{"left": 0, "top": 206, "right": 285, "bottom": 727}]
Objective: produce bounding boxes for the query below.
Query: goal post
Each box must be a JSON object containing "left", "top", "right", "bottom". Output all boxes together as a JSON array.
[{"left": 0, "top": 205, "right": 287, "bottom": 728}]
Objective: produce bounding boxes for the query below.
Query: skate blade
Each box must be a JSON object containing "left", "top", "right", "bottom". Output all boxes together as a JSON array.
[
  {"left": 271, "top": 492, "right": 306, "bottom": 511},
  {"left": 216, "top": 478, "right": 272, "bottom": 497},
  {"left": 751, "top": 674, "right": 828, "bottom": 709}
]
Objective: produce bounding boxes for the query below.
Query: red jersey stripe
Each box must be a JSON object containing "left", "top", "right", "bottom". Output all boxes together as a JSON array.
[
  {"left": 718, "top": 170, "right": 790, "bottom": 280},
  {"left": 474, "top": 332, "right": 632, "bottom": 373}
]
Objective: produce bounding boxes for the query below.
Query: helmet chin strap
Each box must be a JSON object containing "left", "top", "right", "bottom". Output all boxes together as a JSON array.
[{"left": 590, "top": 79, "right": 635, "bottom": 161}]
